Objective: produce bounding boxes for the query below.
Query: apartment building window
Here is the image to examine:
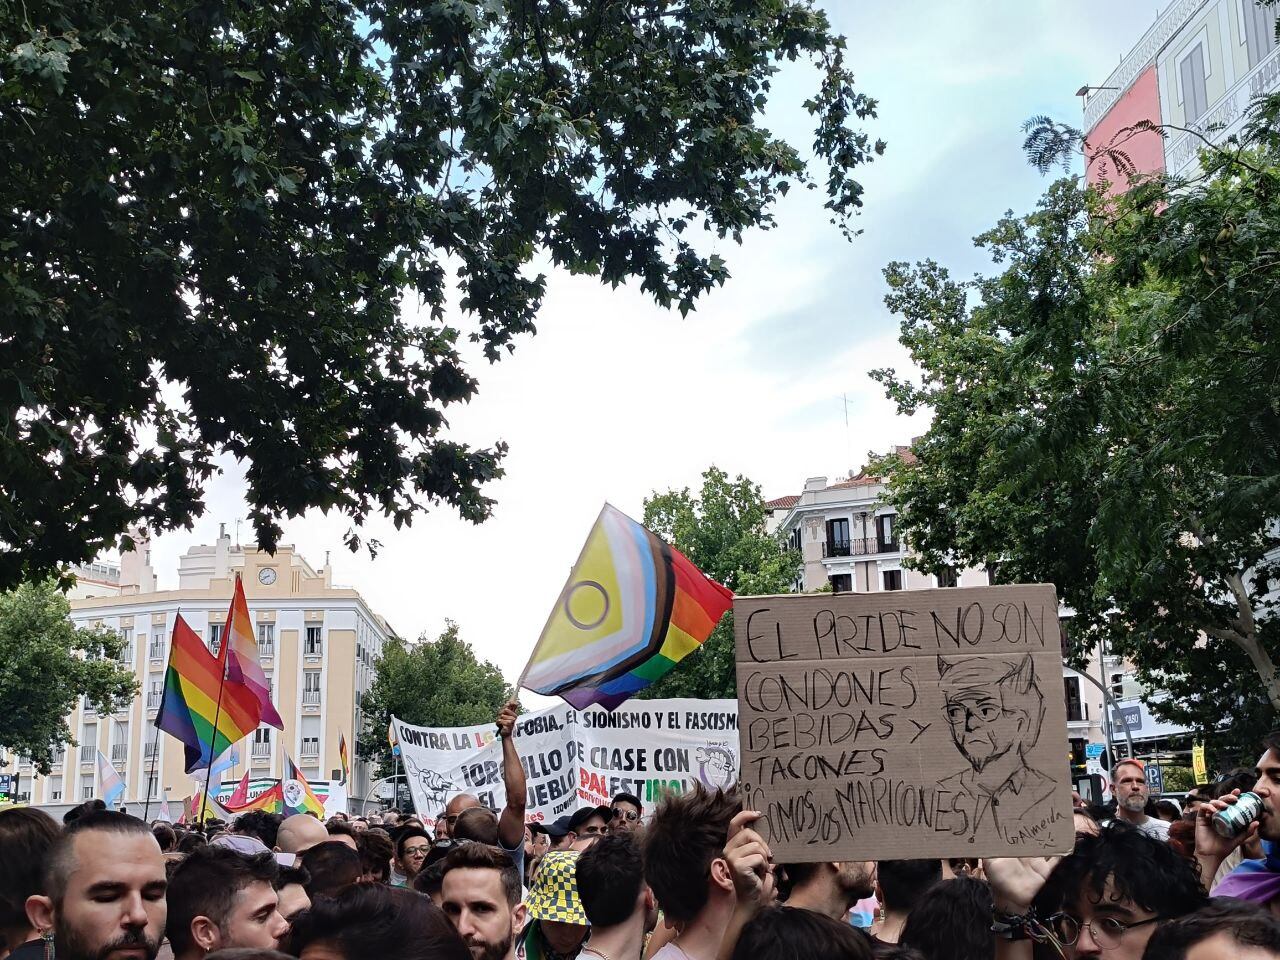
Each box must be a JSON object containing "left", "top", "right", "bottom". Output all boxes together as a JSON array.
[
  {"left": 115, "top": 629, "right": 134, "bottom": 664},
  {"left": 144, "top": 740, "right": 159, "bottom": 759},
  {"left": 49, "top": 776, "right": 62, "bottom": 802},
  {"left": 257, "top": 623, "right": 275, "bottom": 657},
  {"left": 825, "top": 518, "right": 851, "bottom": 557},
  {"left": 788, "top": 527, "right": 803, "bottom": 554},
  {"left": 305, "top": 625, "right": 323, "bottom": 656},
  {"left": 883, "top": 569, "right": 903, "bottom": 591},
  {"left": 252, "top": 728, "right": 272, "bottom": 758},
  {"left": 149, "top": 630, "right": 165, "bottom": 661},
  {"left": 82, "top": 695, "right": 97, "bottom": 718},
  {"left": 1064, "top": 676, "right": 1085, "bottom": 723},
  {"left": 936, "top": 565, "right": 959, "bottom": 589},
  {"left": 147, "top": 680, "right": 162, "bottom": 710},
  {"left": 112, "top": 724, "right": 129, "bottom": 762},
  {"left": 81, "top": 774, "right": 94, "bottom": 800},
  {"left": 876, "top": 514, "right": 898, "bottom": 551},
  {"left": 301, "top": 736, "right": 320, "bottom": 758},
  {"left": 209, "top": 623, "right": 223, "bottom": 656},
  {"left": 1110, "top": 672, "right": 1125, "bottom": 699},
  {"left": 80, "top": 724, "right": 97, "bottom": 762},
  {"left": 1179, "top": 42, "right": 1209, "bottom": 122},
  {"left": 302, "top": 671, "right": 322, "bottom": 705},
  {"left": 829, "top": 574, "right": 852, "bottom": 593},
  {"left": 1243, "top": 0, "right": 1280, "bottom": 69}
]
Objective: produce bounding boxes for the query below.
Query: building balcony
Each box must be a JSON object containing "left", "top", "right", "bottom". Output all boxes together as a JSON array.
[
  {"left": 252, "top": 743, "right": 271, "bottom": 759},
  {"left": 257, "top": 643, "right": 274, "bottom": 659},
  {"left": 111, "top": 744, "right": 127, "bottom": 762},
  {"left": 148, "top": 643, "right": 165, "bottom": 661},
  {"left": 79, "top": 745, "right": 95, "bottom": 763},
  {"left": 146, "top": 692, "right": 162, "bottom": 709},
  {"left": 115, "top": 646, "right": 135, "bottom": 665},
  {"left": 301, "top": 690, "right": 321, "bottom": 707},
  {"left": 301, "top": 743, "right": 320, "bottom": 759},
  {"left": 822, "top": 537, "right": 900, "bottom": 560}
]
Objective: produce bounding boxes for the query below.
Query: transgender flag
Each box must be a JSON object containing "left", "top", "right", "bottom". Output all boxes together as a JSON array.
[
  {"left": 96, "top": 750, "right": 126, "bottom": 807},
  {"left": 222, "top": 575, "right": 284, "bottom": 729}
]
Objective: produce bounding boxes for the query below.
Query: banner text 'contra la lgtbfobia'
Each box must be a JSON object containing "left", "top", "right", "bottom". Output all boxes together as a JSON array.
[{"left": 392, "top": 699, "right": 738, "bottom": 827}]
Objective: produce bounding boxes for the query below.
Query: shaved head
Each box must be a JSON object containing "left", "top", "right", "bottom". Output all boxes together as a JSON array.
[{"left": 276, "top": 815, "right": 330, "bottom": 855}]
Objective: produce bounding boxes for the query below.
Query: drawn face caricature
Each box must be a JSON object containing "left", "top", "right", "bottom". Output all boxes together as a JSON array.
[
  {"left": 939, "top": 654, "right": 1043, "bottom": 774},
  {"left": 283, "top": 778, "right": 304, "bottom": 808}
]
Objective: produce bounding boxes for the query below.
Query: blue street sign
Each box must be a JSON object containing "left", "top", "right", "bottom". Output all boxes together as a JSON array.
[{"left": 1085, "top": 743, "right": 1106, "bottom": 759}]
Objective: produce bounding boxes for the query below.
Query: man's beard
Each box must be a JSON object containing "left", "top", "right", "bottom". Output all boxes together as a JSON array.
[
  {"left": 837, "top": 863, "right": 875, "bottom": 903},
  {"left": 465, "top": 929, "right": 515, "bottom": 960},
  {"left": 958, "top": 734, "right": 1012, "bottom": 772},
  {"left": 57, "top": 919, "right": 160, "bottom": 960},
  {"left": 1119, "top": 794, "right": 1147, "bottom": 813}
]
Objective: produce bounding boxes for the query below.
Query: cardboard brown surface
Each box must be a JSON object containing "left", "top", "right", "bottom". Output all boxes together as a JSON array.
[{"left": 733, "top": 584, "right": 1074, "bottom": 862}]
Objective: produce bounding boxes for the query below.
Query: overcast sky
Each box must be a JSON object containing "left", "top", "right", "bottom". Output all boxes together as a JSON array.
[{"left": 141, "top": 1, "right": 1164, "bottom": 688}]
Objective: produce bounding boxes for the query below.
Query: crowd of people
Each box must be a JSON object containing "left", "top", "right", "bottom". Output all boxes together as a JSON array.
[{"left": 5, "top": 708, "right": 1280, "bottom": 960}]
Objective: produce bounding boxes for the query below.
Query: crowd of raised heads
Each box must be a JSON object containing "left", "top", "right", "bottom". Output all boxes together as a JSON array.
[{"left": 6, "top": 712, "right": 1280, "bottom": 960}]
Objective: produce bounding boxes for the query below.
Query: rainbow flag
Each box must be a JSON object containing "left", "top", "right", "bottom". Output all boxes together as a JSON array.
[
  {"left": 224, "top": 780, "right": 284, "bottom": 814},
  {"left": 188, "top": 787, "right": 231, "bottom": 822},
  {"left": 155, "top": 615, "right": 261, "bottom": 773},
  {"left": 282, "top": 754, "right": 326, "bottom": 816},
  {"left": 520, "top": 504, "right": 734, "bottom": 710},
  {"left": 339, "top": 732, "right": 350, "bottom": 784},
  {"left": 222, "top": 575, "right": 284, "bottom": 729}
]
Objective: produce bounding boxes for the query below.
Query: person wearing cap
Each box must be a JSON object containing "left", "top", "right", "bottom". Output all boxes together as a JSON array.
[
  {"left": 540, "top": 816, "right": 576, "bottom": 852},
  {"left": 609, "top": 793, "right": 642, "bottom": 834},
  {"left": 519, "top": 850, "right": 589, "bottom": 960}
]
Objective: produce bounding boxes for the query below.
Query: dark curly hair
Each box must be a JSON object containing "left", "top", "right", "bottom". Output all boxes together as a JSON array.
[
  {"left": 1039, "top": 821, "right": 1206, "bottom": 920},
  {"left": 731, "top": 905, "right": 871, "bottom": 960},
  {"left": 1142, "top": 897, "right": 1280, "bottom": 958},
  {"left": 289, "top": 883, "right": 470, "bottom": 960},
  {"left": 899, "top": 876, "right": 993, "bottom": 960}
]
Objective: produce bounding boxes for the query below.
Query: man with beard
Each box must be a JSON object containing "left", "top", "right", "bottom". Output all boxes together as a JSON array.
[
  {"left": 1108, "top": 760, "right": 1169, "bottom": 840},
  {"left": 1198, "top": 732, "right": 1280, "bottom": 905},
  {"left": 936, "top": 653, "right": 1056, "bottom": 845},
  {"left": 25, "top": 811, "right": 168, "bottom": 960},
  {"left": 440, "top": 844, "right": 526, "bottom": 960},
  {"left": 779, "top": 858, "right": 876, "bottom": 922},
  {"left": 166, "top": 845, "right": 288, "bottom": 959}
]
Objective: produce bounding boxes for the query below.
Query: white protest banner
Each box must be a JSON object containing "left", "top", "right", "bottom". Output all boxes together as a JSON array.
[{"left": 392, "top": 698, "right": 738, "bottom": 828}]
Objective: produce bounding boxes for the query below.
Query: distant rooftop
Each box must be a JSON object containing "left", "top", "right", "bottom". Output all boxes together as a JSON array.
[{"left": 764, "top": 445, "right": 918, "bottom": 508}]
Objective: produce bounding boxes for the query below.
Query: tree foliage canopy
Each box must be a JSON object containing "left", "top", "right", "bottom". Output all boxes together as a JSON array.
[
  {"left": 1, "top": 0, "right": 881, "bottom": 590},
  {"left": 637, "top": 466, "right": 800, "bottom": 700},
  {"left": 358, "top": 621, "right": 511, "bottom": 777},
  {"left": 874, "top": 97, "right": 1280, "bottom": 762},
  {"left": 0, "top": 580, "right": 137, "bottom": 774}
]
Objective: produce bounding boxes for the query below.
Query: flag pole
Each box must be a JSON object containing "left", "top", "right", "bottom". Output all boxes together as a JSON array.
[
  {"left": 200, "top": 584, "right": 235, "bottom": 825},
  {"left": 144, "top": 609, "right": 175, "bottom": 823}
]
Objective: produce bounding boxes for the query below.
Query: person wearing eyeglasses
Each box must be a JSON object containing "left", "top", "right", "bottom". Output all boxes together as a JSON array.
[
  {"left": 391, "top": 827, "right": 432, "bottom": 888},
  {"left": 610, "top": 793, "right": 643, "bottom": 834},
  {"left": 984, "top": 821, "right": 1206, "bottom": 960}
]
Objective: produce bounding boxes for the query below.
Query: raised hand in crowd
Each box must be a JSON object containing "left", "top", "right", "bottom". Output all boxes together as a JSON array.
[{"left": 1193, "top": 787, "right": 1260, "bottom": 887}]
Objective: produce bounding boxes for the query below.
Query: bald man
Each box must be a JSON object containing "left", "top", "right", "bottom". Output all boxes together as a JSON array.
[{"left": 275, "top": 814, "right": 330, "bottom": 855}]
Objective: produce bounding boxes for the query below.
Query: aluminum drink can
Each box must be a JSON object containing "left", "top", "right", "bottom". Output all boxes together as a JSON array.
[{"left": 1212, "top": 791, "right": 1264, "bottom": 839}]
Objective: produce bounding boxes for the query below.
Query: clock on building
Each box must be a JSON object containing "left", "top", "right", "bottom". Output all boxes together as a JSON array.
[{"left": 258, "top": 567, "right": 277, "bottom": 585}]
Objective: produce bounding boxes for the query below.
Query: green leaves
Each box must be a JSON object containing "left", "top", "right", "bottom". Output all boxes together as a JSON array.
[
  {"left": 0, "top": 581, "right": 137, "bottom": 774},
  {"left": 877, "top": 102, "right": 1280, "bottom": 762},
  {"left": 636, "top": 466, "right": 801, "bottom": 700},
  {"left": 357, "top": 622, "right": 511, "bottom": 778},
  {"left": 0, "top": 0, "right": 878, "bottom": 587}
]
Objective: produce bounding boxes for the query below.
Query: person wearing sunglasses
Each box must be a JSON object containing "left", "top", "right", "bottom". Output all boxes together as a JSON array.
[
  {"left": 610, "top": 793, "right": 643, "bottom": 834},
  {"left": 985, "top": 821, "right": 1206, "bottom": 960}
]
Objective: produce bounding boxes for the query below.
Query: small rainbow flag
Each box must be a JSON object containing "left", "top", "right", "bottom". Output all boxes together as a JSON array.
[
  {"left": 223, "top": 780, "right": 283, "bottom": 814},
  {"left": 339, "top": 732, "right": 350, "bottom": 785},
  {"left": 223, "top": 575, "right": 284, "bottom": 729},
  {"left": 155, "top": 615, "right": 261, "bottom": 773},
  {"left": 520, "top": 504, "right": 734, "bottom": 710},
  {"left": 283, "top": 754, "right": 326, "bottom": 817}
]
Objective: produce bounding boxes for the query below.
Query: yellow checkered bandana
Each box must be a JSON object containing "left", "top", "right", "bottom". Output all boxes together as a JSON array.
[{"left": 525, "top": 850, "right": 588, "bottom": 925}]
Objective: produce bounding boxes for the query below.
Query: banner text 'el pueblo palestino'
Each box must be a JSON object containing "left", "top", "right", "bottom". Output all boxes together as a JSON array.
[
  {"left": 734, "top": 584, "right": 1074, "bottom": 861},
  {"left": 392, "top": 699, "right": 738, "bottom": 828}
]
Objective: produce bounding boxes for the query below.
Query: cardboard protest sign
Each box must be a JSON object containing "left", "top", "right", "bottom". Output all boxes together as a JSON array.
[
  {"left": 734, "top": 585, "right": 1073, "bottom": 861},
  {"left": 392, "top": 699, "right": 738, "bottom": 828}
]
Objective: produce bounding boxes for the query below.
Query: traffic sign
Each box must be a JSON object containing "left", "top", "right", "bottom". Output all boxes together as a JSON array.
[{"left": 1085, "top": 743, "right": 1106, "bottom": 759}]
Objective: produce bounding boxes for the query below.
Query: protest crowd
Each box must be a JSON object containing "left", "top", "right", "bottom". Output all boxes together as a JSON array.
[{"left": 5, "top": 699, "right": 1280, "bottom": 960}]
